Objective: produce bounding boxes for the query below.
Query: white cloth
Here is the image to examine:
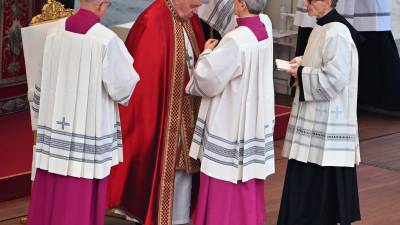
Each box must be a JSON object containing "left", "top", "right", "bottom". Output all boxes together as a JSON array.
[
  {"left": 353, "top": 0, "right": 391, "bottom": 31},
  {"left": 172, "top": 171, "right": 192, "bottom": 225},
  {"left": 198, "top": 0, "right": 236, "bottom": 36},
  {"left": 31, "top": 19, "right": 139, "bottom": 179},
  {"left": 22, "top": 20, "right": 68, "bottom": 181},
  {"left": 283, "top": 22, "right": 360, "bottom": 168},
  {"left": 294, "top": 0, "right": 355, "bottom": 28},
  {"left": 31, "top": 145, "right": 37, "bottom": 180},
  {"left": 22, "top": 20, "right": 61, "bottom": 130},
  {"left": 392, "top": 0, "right": 400, "bottom": 39},
  {"left": 186, "top": 14, "right": 275, "bottom": 183}
]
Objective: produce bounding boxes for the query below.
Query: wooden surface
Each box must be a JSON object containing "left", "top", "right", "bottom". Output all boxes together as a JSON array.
[{"left": 1, "top": 95, "right": 399, "bottom": 225}]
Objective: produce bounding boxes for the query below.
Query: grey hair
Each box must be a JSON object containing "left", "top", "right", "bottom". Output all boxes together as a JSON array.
[{"left": 242, "top": 0, "right": 267, "bottom": 14}]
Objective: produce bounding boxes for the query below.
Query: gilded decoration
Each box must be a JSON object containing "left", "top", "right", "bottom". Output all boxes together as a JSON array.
[{"left": 30, "top": 0, "right": 74, "bottom": 25}]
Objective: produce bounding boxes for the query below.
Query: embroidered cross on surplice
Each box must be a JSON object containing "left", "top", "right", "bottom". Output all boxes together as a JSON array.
[
  {"left": 316, "top": 106, "right": 328, "bottom": 116},
  {"left": 331, "top": 105, "right": 342, "bottom": 119},
  {"left": 56, "top": 117, "right": 70, "bottom": 130}
]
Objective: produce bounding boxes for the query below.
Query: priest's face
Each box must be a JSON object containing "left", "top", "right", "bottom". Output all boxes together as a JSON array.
[
  {"left": 304, "top": 0, "right": 332, "bottom": 17},
  {"left": 173, "top": 0, "right": 203, "bottom": 20}
]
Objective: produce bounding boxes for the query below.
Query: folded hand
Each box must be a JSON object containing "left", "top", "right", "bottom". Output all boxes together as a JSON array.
[
  {"left": 287, "top": 57, "right": 301, "bottom": 78},
  {"left": 204, "top": 39, "right": 219, "bottom": 51}
]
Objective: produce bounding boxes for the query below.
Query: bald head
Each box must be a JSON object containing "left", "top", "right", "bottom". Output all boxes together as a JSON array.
[{"left": 80, "top": 0, "right": 111, "bottom": 19}]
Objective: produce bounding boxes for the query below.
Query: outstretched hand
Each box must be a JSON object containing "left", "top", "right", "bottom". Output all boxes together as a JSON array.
[{"left": 204, "top": 39, "right": 219, "bottom": 51}]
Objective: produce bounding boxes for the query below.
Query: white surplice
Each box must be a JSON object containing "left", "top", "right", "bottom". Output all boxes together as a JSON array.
[
  {"left": 22, "top": 20, "right": 62, "bottom": 180},
  {"left": 186, "top": 14, "right": 275, "bottom": 184},
  {"left": 283, "top": 22, "right": 360, "bottom": 167},
  {"left": 22, "top": 21, "right": 61, "bottom": 130},
  {"left": 30, "top": 19, "right": 139, "bottom": 180}
]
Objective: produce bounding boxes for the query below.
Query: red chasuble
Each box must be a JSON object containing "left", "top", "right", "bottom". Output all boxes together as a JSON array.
[{"left": 107, "top": 0, "right": 205, "bottom": 225}]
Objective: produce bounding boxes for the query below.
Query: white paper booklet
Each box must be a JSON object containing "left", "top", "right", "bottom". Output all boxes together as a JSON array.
[{"left": 275, "top": 59, "right": 291, "bottom": 71}]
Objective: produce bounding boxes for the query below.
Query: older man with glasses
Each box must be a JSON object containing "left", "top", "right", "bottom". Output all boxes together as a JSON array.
[{"left": 278, "top": 0, "right": 361, "bottom": 224}]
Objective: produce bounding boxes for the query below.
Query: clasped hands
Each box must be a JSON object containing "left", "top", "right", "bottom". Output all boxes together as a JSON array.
[
  {"left": 286, "top": 57, "right": 301, "bottom": 78},
  {"left": 204, "top": 39, "right": 219, "bottom": 51}
]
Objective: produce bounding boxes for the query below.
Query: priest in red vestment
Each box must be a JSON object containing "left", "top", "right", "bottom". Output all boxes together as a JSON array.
[{"left": 107, "top": 0, "right": 205, "bottom": 225}]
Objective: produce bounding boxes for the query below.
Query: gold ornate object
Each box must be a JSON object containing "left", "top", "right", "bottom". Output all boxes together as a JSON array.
[{"left": 30, "top": 0, "right": 74, "bottom": 25}]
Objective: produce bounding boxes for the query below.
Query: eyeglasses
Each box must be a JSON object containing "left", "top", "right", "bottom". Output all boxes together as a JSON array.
[{"left": 307, "top": 0, "right": 324, "bottom": 3}]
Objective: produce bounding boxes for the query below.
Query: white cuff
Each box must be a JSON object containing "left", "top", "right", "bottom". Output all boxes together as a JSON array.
[{"left": 200, "top": 48, "right": 213, "bottom": 56}]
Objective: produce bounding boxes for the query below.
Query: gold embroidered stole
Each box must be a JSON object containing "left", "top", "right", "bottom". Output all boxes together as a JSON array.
[
  {"left": 158, "top": 1, "right": 202, "bottom": 224},
  {"left": 175, "top": 22, "right": 202, "bottom": 172}
]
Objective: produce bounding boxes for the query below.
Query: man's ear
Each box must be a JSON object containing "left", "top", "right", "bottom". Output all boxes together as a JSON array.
[
  {"left": 242, "top": 1, "right": 248, "bottom": 11},
  {"left": 98, "top": 1, "right": 107, "bottom": 9}
]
